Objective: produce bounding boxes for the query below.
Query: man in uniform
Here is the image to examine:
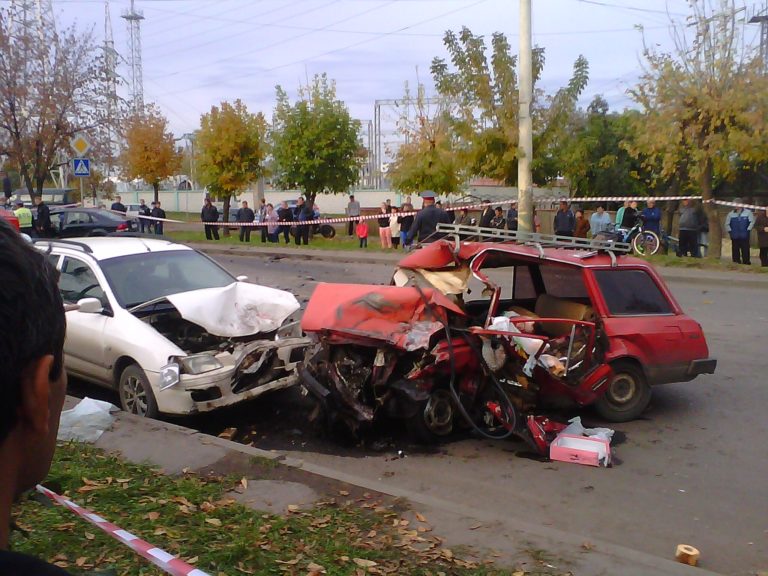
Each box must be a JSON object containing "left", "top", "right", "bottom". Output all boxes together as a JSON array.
[
  {"left": 406, "top": 190, "right": 451, "bottom": 244},
  {"left": 13, "top": 200, "right": 33, "bottom": 236},
  {"left": 110, "top": 195, "right": 126, "bottom": 213}
]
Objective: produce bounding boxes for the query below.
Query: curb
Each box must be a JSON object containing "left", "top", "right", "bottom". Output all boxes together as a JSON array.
[
  {"left": 93, "top": 404, "right": 721, "bottom": 576},
  {"left": 191, "top": 243, "right": 768, "bottom": 288}
]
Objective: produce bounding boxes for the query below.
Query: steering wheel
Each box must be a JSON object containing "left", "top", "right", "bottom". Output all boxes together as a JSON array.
[{"left": 73, "top": 283, "right": 101, "bottom": 302}]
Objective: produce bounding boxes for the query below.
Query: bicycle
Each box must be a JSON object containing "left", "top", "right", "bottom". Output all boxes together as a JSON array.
[{"left": 595, "top": 216, "right": 661, "bottom": 256}]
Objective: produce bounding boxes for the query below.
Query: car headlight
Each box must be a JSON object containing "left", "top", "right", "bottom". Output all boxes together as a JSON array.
[
  {"left": 160, "top": 362, "right": 180, "bottom": 391},
  {"left": 178, "top": 354, "right": 223, "bottom": 375}
]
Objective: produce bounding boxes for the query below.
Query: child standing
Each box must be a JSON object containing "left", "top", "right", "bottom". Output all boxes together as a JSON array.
[{"left": 356, "top": 218, "right": 368, "bottom": 248}]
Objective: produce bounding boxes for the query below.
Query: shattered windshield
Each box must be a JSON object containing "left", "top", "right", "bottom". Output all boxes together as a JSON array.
[{"left": 99, "top": 250, "right": 236, "bottom": 308}]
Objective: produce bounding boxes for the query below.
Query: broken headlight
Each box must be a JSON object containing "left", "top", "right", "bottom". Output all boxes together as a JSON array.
[
  {"left": 178, "top": 353, "right": 223, "bottom": 375},
  {"left": 160, "top": 362, "right": 180, "bottom": 391}
]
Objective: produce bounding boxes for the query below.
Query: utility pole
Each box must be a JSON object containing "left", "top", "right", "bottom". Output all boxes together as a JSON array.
[
  {"left": 749, "top": 4, "right": 768, "bottom": 73},
  {"left": 517, "top": 0, "right": 533, "bottom": 232}
]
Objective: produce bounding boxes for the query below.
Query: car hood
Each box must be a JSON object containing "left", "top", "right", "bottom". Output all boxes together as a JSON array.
[{"left": 152, "top": 282, "right": 300, "bottom": 338}]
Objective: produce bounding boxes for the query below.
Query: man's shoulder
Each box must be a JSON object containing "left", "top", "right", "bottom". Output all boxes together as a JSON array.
[{"left": 0, "top": 549, "right": 72, "bottom": 575}]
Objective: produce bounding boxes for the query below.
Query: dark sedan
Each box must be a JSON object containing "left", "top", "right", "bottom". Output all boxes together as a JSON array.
[{"left": 50, "top": 207, "right": 136, "bottom": 238}]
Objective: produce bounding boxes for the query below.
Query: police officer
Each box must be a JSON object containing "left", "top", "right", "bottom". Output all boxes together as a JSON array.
[
  {"left": 13, "top": 200, "right": 33, "bottom": 236},
  {"left": 406, "top": 190, "right": 451, "bottom": 244}
]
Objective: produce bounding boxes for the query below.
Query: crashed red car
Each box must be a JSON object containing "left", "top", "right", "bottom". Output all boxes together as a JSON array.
[
  {"left": 0, "top": 207, "right": 20, "bottom": 231},
  {"left": 299, "top": 227, "right": 716, "bottom": 445}
]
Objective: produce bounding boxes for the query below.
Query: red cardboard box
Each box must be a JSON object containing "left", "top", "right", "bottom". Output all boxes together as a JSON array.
[{"left": 549, "top": 434, "right": 611, "bottom": 467}]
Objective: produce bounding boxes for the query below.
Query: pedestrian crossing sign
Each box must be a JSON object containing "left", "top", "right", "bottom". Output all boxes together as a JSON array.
[{"left": 73, "top": 158, "right": 91, "bottom": 177}]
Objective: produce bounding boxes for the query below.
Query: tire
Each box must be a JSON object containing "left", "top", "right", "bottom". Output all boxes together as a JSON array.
[
  {"left": 595, "top": 361, "right": 651, "bottom": 422},
  {"left": 118, "top": 364, "right": 159, "bottom": 418},
  {"left": 632, "top": 231, "right": 661, "bottom": 256},
  {"left": 405, "top": 389, "right": 455, "bottom": 443},
  {"left": 319, "top": 224, "right": 336, "bottom": 239}
]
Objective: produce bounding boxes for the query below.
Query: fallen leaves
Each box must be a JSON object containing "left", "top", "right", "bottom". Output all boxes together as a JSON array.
[{"left": 204, "top": 518, "right": 222, "bottom": 527}]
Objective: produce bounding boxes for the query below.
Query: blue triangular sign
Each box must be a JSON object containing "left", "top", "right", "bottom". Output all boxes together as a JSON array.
[{"left": 73, "top": 159, "right": 89, "bottom": 176}]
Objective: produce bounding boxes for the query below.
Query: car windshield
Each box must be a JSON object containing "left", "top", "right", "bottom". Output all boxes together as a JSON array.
[{"left": 99, "top": 250, "right": 236, "bottom": 308}]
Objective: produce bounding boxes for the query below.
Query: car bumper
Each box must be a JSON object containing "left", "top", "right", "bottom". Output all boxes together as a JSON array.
[
  {"left": 147, "top": 336, "right": 311, "bottom": 415},
  {"left": 686, "top": 357, "right": 717, "bottom": 377}
]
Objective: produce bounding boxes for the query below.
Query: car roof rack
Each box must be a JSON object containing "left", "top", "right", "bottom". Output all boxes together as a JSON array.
[
  {"left": 436, "top": 223, "right": 632, "bottom": 260},
  {"left": 33, "top": 239, "right": 93, "bottom": 254}
]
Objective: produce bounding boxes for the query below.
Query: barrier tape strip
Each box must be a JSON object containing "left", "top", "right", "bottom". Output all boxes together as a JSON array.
[
  {"left": 35, "top": 484, "right": 211, "bottom": 576},
  {"left": 102, "top": 196, "right": 766, "bottom": 228}
]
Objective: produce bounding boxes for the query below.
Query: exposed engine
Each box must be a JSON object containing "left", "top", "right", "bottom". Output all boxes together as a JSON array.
[{"left": 140, "top": 308, "right": 232, "bottom": 354}]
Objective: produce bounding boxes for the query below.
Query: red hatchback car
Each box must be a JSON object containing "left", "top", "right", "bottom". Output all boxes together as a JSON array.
[{"left": 300, "top": 226, "right": 716, "bottom": 443}]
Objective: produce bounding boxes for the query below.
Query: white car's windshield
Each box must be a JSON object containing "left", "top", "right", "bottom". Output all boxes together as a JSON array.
[{"left": 99, "top": 250, "right": 235, "bottom": 308}]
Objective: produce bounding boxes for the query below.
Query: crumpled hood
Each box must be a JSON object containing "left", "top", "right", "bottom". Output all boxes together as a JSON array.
[{"left": 165, "top": 282, "right": 300, "bottom": 338}]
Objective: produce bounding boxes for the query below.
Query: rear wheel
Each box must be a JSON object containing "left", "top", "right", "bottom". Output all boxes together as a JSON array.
[
  {"left": 319, "top": 224, "right": 336, "bottom": 239},
  {"left": 632, "top": 231, "right": 661, "bottom": 256},
  {"left": 118, "top": 364, "right": 159, "bottom": 418},
  {"left": 595, "top": 361, "right": 651, "bottom": 422}
]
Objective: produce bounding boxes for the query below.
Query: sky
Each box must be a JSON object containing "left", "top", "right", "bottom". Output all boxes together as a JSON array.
[{"left": 52, "top": 0, "right": 766, "bottom": 139}]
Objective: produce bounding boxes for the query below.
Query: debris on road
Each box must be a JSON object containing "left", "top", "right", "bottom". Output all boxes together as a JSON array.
[
  {"left": 58, "top": 397, "right": 117, "bottom": 442},
  {"left": 675, "top": 544, "right": 700, "bottom": 566}
]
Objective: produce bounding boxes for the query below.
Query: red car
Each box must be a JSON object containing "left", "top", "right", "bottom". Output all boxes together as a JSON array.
[
  {"left": 0, "top": 208, "right": 20, "bottom": 231},
  {"left": 300, "top": 226, "right": 716, "bottom": 444}
]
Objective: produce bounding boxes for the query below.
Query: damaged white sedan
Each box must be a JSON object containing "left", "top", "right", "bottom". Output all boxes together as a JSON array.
[{"left": 37, "top": 237, "right": 310, "bottom": 417}]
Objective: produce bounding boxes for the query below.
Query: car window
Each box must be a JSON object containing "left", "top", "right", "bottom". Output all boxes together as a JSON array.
[
  {"left": 99, "top": 250, "right": 236, "bottom": 307},
  {"left": 98, "top": 211, "right": 128, "bottom": 222},
  {"left": 540, "top": 266, "right": 588, "bottom": 299},
  {"left": 59, "top": 257, "right": 108, "bottom": 306},
  {"left": 593, "top": 269, "right": 673, "bottom": 315},
  {"left": 47, "top": 253, "right": 61, "bottom": 269},
  {"left": 513, "top": 266, "right": 537, "bottom": 300},
  {"left": 65, "top": 211, "right": 91, "bottom": 225}
]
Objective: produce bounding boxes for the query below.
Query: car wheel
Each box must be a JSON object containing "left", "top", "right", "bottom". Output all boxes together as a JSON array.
[
  {"left": 118, "top": 364, "right": 159, "bottom": 418},
  {"left": 595, "top": 361, "right": 651, "bottom": 422},
  {"left": 406, "top": 389, "right": 455, "bottom": 443}
]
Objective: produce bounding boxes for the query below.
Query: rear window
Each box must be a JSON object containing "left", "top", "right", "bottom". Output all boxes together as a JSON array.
[
  {"left": 540, "top": 266, "right": 588, "bottom": 299},
  {"left": 593, "top": 269, "right": 673, "bottom": 315}
]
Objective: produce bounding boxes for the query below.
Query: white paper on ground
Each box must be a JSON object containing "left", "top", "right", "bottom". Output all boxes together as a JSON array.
[
  {"left": 166, "top": 282, "right": 300, "bottom": 338},
  {"left": 58, "top": 397, "right": 118, "bottom": 443},
  {"left": 562, "top": 416, "right": 615, "bottom": 443}
]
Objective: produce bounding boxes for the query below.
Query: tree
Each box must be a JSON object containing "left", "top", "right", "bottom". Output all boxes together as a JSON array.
[
  {"left": 0, "top": 6, "right": 112, "bottom": 199},
  {"left": 271, "top": 74, "right": 361, "bottom": 208},
  {"left": 120, "top": 105, "right": 181, "bottom": 202},
  {"left": 197, "top": 100, "right": 267, "bottom": 228},
  {"left": 430, "top": 27, "right": 588, "bottom": 185},
  {"left": 559, "top": 97, "right": 650, "bottom": 197},
  {"left": 388, "top": 83, "right": 463, "bottom": 195},
  {"left": 628, "top": 0, "right": 768, "bottom": 257}
]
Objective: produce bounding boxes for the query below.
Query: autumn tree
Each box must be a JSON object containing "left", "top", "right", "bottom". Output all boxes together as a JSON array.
[
  {"left": 388, "top": 83, "right": 463, "bottom": 195},
  {"left": 271, "top": 74, "right": 360, "bottom": 208},
  {"left": 120, "top": 105, "right": 181, "bottom": 202},
  {"left": 0, "top": 6, "right": 112, "bottom": 199},
  {"left": 430, "top": 27, "right": 588, "bottom": 185},
  {"left": 196, "top": 100, "right": 267, "bottom": 227},
  {"left": 628, "top": 0, "right": 768, "bottom": 257}
]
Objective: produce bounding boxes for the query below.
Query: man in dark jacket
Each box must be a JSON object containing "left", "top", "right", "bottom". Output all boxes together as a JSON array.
[
  {"left": 725, "top": 200, "right": 755, "bottom": 265},
  {"left": 677, "top": 198, "right": 700, "bottom": 257},
  {"left": 277, "top": 200, "right": 293, "bottom": 243},
  {"left": 479, "top": 200, "right": 494, "bottom": 227},
  {"left": 201, "top": 197, "right": 220, "bottom": 240},
  {"left": 137, "top": 199, "right": 151, "bottom": 233},
  {"left": 293, "top": 197, "right": 313, "bottom": 245},
  {"left": 640, "top": 199, "right": 661, "bottom": 234},
  {"left": 151, "top": 201, "right": 166, "bottom": 235},
  {"left": 1, "top": 171, "right": 11, "bottom": 201},
  {"left": 0, "top": 220, "right": 71, "bottom": 575},
  {"left": 506, "top": 201, "right": 519, "bottom": 231},
  {"left": 110, "top": 195, "right": 126, "bottom": 213},
  {"left": 620, "top": 200, "right": 639, "bottom": 229},
  {"left": 553, "top": 200, "right": 575, "bottom": 236},
  {"left": 236, "top": 200, "right": 255, "bottom": 242},
  {"left": 406, "top": 190, "right": 451, "bottom": 244},
  {"left": 33, "top": 196, "right": 52, "bottom": 238}
]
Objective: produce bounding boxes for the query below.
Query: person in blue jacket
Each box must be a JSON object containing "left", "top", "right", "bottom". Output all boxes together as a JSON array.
[
  {"left": 725, "top": 199, "right": 755, "bottom": 265},
  {"left": 640, "top": 199, "right": 661, "bottom": 234}
]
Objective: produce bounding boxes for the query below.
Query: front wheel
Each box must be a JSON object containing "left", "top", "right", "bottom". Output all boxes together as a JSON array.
[
  {"left": 405, "top": 389, "right": 455, "bottom": 443},
  {"left": 594, "top": 361, "right": 651, "bottom": 422},
  {"left": 118, "top": 364, "right": 159, "bottom": 418},
  {"left": 632, "top": 231, "right": 661, "bottom": 256}
]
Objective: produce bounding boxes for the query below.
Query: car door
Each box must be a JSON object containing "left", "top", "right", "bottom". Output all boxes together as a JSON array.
[
  {"left": 58, "top": 255, "right": 111, "bottom": 384},
  {"left": 61, "top": 211, "right": 93, "bottom": 237}
]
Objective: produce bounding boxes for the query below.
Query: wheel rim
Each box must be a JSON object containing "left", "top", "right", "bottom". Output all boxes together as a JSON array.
[
  {"left": 608, "top": 373, "right": 637, "bottom": 405},
  {"left": 422, "top": 390, "right": 454, "bottom": 436},
  {"left": 122, "top": 375, "right": 148, "bottom": 415}
]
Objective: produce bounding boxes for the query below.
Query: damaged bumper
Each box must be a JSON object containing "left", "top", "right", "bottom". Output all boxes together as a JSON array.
[
  {"left": 150, "top": 336, "right": 311, "bottom": 415},
  {"left": 686, "top": 357, "right": 717, "bottom": 377}
]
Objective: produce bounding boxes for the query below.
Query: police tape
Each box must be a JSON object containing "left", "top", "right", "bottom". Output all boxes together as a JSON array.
[{"left": 35, "top": 484, "right": 211, "bottom": 576}]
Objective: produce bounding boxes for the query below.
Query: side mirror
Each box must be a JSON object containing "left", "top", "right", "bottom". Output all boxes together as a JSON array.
[
  {"left": 236, "top": 275, "right": 249, "bottom": 282},
  {"left": 76, "top": 297, "right": 103, "bottom": 314}
]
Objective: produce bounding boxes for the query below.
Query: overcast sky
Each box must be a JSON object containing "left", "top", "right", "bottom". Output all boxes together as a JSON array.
[{"left": 54, "top": 0, "right": 765, "bottom": 137}]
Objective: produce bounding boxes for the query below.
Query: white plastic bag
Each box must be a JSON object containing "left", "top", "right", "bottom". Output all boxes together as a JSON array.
[
  {"left": 561, "top": 416, "right": 614, "bottom": 443},
  {"left": 58, "top": 397, "right": 117, "bottom": 443}
]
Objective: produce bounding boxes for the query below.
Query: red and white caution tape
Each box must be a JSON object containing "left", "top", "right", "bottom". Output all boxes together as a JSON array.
[{"left": 35, "top": 484, "right": 211, "bottom": 576}]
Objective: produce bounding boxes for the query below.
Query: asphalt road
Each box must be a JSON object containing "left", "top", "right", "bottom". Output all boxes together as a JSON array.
[{"left": 209, "top": 253, "right": 767, "bottom": 576}]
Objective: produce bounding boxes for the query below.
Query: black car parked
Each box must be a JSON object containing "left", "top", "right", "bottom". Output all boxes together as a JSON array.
[{"left": 50, "top": 207, "right": 135, "bottom": 238}]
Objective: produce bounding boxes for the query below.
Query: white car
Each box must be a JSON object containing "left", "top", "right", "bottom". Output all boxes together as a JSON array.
[{"left": 37, "top": 237, "right": 310, "bottom": 417}]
